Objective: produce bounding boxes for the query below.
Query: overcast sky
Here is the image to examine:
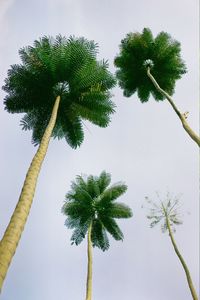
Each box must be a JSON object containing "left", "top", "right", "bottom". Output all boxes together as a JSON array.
[{"left": 0, "top": 0, "right": 199, "bottom": 299}]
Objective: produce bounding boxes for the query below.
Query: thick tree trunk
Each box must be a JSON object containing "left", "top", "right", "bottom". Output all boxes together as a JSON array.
[
  {"left": 0, "top": 95, "right": 61, "bottom": 291},
  {"left": 147, "top": 67, "right": 200, "bottom": 147},
  {"left": 85, "top": 223, "right": 93, "bottom": 300},
  {"left": 166, "top": 218, "right": 198, "bottom": 300}
]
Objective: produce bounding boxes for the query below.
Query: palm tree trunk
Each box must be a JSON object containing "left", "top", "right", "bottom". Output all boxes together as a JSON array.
[
  {"left": 0, "top": 95, "right": 61, "bottom": 291},
  {"left": 147, "top": 67, "right": 200, "bottom": 147},
  {"left": 85, "top": 223, "right": 93, "bottom": 300},
  {"left": 166, "top": 218, "right": 198, "bottom": 300}
]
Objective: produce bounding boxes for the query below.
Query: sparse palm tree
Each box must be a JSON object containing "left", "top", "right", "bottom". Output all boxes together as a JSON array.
[
  {"left": 62, "top": 171, "right": 132, "bottom": 300},
  {"left": 115, "top": 28, "right": 200, "bottom": 146},
  {"left": 0, "top": 36, "right": 116, "bottom": 290},
  {"left": 145, "top": 193, "right": 198, "bottom": 300}
]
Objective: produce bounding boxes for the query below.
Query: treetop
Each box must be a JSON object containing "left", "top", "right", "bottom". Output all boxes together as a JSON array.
[{"left": 115, "top": 28, "right": 187, "bottom": 102}]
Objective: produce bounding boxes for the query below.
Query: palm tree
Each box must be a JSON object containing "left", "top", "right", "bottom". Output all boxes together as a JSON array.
[
  {"left": 62, "top": 171, "right": 132, "bottom": 300},
  {"left": 145, "top": 193, "right": 198, "bottom": 300},
  {"left": 114, "top": 28, "right": 200, "bottom": 146},
  {"left": 0, "top": 36, "right": 116, "bottom": 290}
]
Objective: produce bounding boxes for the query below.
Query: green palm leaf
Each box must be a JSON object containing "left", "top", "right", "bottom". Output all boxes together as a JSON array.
[
  {"left": 91, "top": 219, "right": 110, "bottom": 251},
  {"left": 99, "top": 183, "right": 128, "bottom": 205},
  {"left": 97, "top": 171, "right": 111, "bottom": 193},
  {"left": 99, "top": 216, "right": 124, "bottom": 241},
  {"left": 107, "top": 203, "right": 133, "bottom": 219}
]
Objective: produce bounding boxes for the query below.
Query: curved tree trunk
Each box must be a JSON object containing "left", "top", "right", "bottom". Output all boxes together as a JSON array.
[
  {"left": 0, "top": 95, "right": 61, "bottom": 291},
  {"left": 85, "top": 223, "right": 93, "bottom": 300},
  {"left": 166, "top": 218, "right": 198, "bottom": 300},
  {"left": 147, "top": 67, "right": 200, "bottom": 147}
]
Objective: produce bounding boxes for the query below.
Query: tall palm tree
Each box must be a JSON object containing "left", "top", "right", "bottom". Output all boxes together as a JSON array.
[
  {"left": 145, "top": 193, "right": 198, "bottom": 300},
  {"left": 114, "top": 28, "right": 200, "bottom": 146},
  {"left": 62, "top": 171, "right": 132, "bottom": 300},
  {"left": 0, "top": 36, "right": 116, "bottom": 290}
]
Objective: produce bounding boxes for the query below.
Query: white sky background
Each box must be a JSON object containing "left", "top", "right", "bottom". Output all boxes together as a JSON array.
[{"left": 0, "top": 0, "right": 199, "bottom": 299}]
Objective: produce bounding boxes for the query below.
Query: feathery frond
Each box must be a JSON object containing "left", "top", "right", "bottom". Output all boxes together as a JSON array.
[{"left": 145, "top": 192, "right": 183, "bottom": 233}]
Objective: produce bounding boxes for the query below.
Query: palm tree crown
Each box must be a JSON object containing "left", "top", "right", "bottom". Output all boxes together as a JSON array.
[
  {"left": 145, "top": 192, "right": 183, "bottom": 233},
  {"left": 62, "top": 171, "right": 132, "bottom": 251},
  {"left": 3, "top": 35, "right": 116, "bottom": 147},
  {"left": 114, "top": 28, "right": 186, "bottom": 102}
]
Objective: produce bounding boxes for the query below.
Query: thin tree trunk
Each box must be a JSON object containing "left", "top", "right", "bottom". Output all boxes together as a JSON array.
[
  {"left": 166, "top": 218, "right": 198, "bottom": 300},
  {"left": 147, "top": 67, "right": 200, "bottom": 147},
  {"left": 0, "top": 95, "right": 61, "bottom": 291},
  {"left": 85, "top": 223, "right": 93, "bottom": 300}
]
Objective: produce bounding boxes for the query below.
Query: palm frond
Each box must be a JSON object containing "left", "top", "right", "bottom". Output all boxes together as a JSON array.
[
  {"left": 107, "top": 203, "right": 133, "bottom": 219},
  {"left": 145, "top": 192, "right": 183, "bottom": 233},
  {"left": 91, "top": 219, "right": 110, "bottom": 251},
  {"left": 100, "top": 217, "right": 124, "bottom": 241},
  {"left": 70, "top": 222, "right": 89, "bottom": 245},
  {"left": 86, "top": 175, "right": 100, "bottom": 198},
  {"left": 62, "top": 200, "right": 94, "bottom": 221},
  {"left": 97, "top": 171, "right": 111, "bottom": 193},
  {"left": 100, "top": 183, "right": 128, "bottom": 204},
  {"left": 64, "top": 216, "right": 80, "bottom": 229}
]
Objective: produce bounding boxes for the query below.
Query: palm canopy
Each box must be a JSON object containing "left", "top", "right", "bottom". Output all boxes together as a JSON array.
[
  {"left": 3, "top": 35, "right": 116, "bottom": 148},
  {"left": 62, "top": 171, "right": 132, "bottom": 251},
  {"left": 114, "top": 28, "right": 186, "bottom": 102}
]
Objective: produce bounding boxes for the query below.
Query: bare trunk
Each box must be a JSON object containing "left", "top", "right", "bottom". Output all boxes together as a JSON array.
[
  {"left": 85, "top": 223, "right": 92, "bottom": 300},
  {"left": 166, "top": 218, "right": 198, "bottom": 300},
  {"left": 0, "top": 95, "right": 61, "bottom": 291},
  {"left": 147, "top": 67, "right": 200, "bottom": 147}
]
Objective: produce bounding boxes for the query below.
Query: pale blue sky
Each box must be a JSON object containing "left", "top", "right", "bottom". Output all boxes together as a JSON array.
[{"left": 0, "top": 0, "right": 199, "bottom": 299}]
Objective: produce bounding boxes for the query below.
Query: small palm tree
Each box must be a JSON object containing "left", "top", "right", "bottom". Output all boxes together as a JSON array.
[
  {"left": 0, "top": 36, "right": 116, "bottom": 290},
  {"left": 145, "top": 193, "right": 198, "bottom": 300},
  {"left": 114, "top": 28, "right": 200, "bottom": 146},
  {"left": 62, "top": 171, "right": 132, "bottom": 300}
]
